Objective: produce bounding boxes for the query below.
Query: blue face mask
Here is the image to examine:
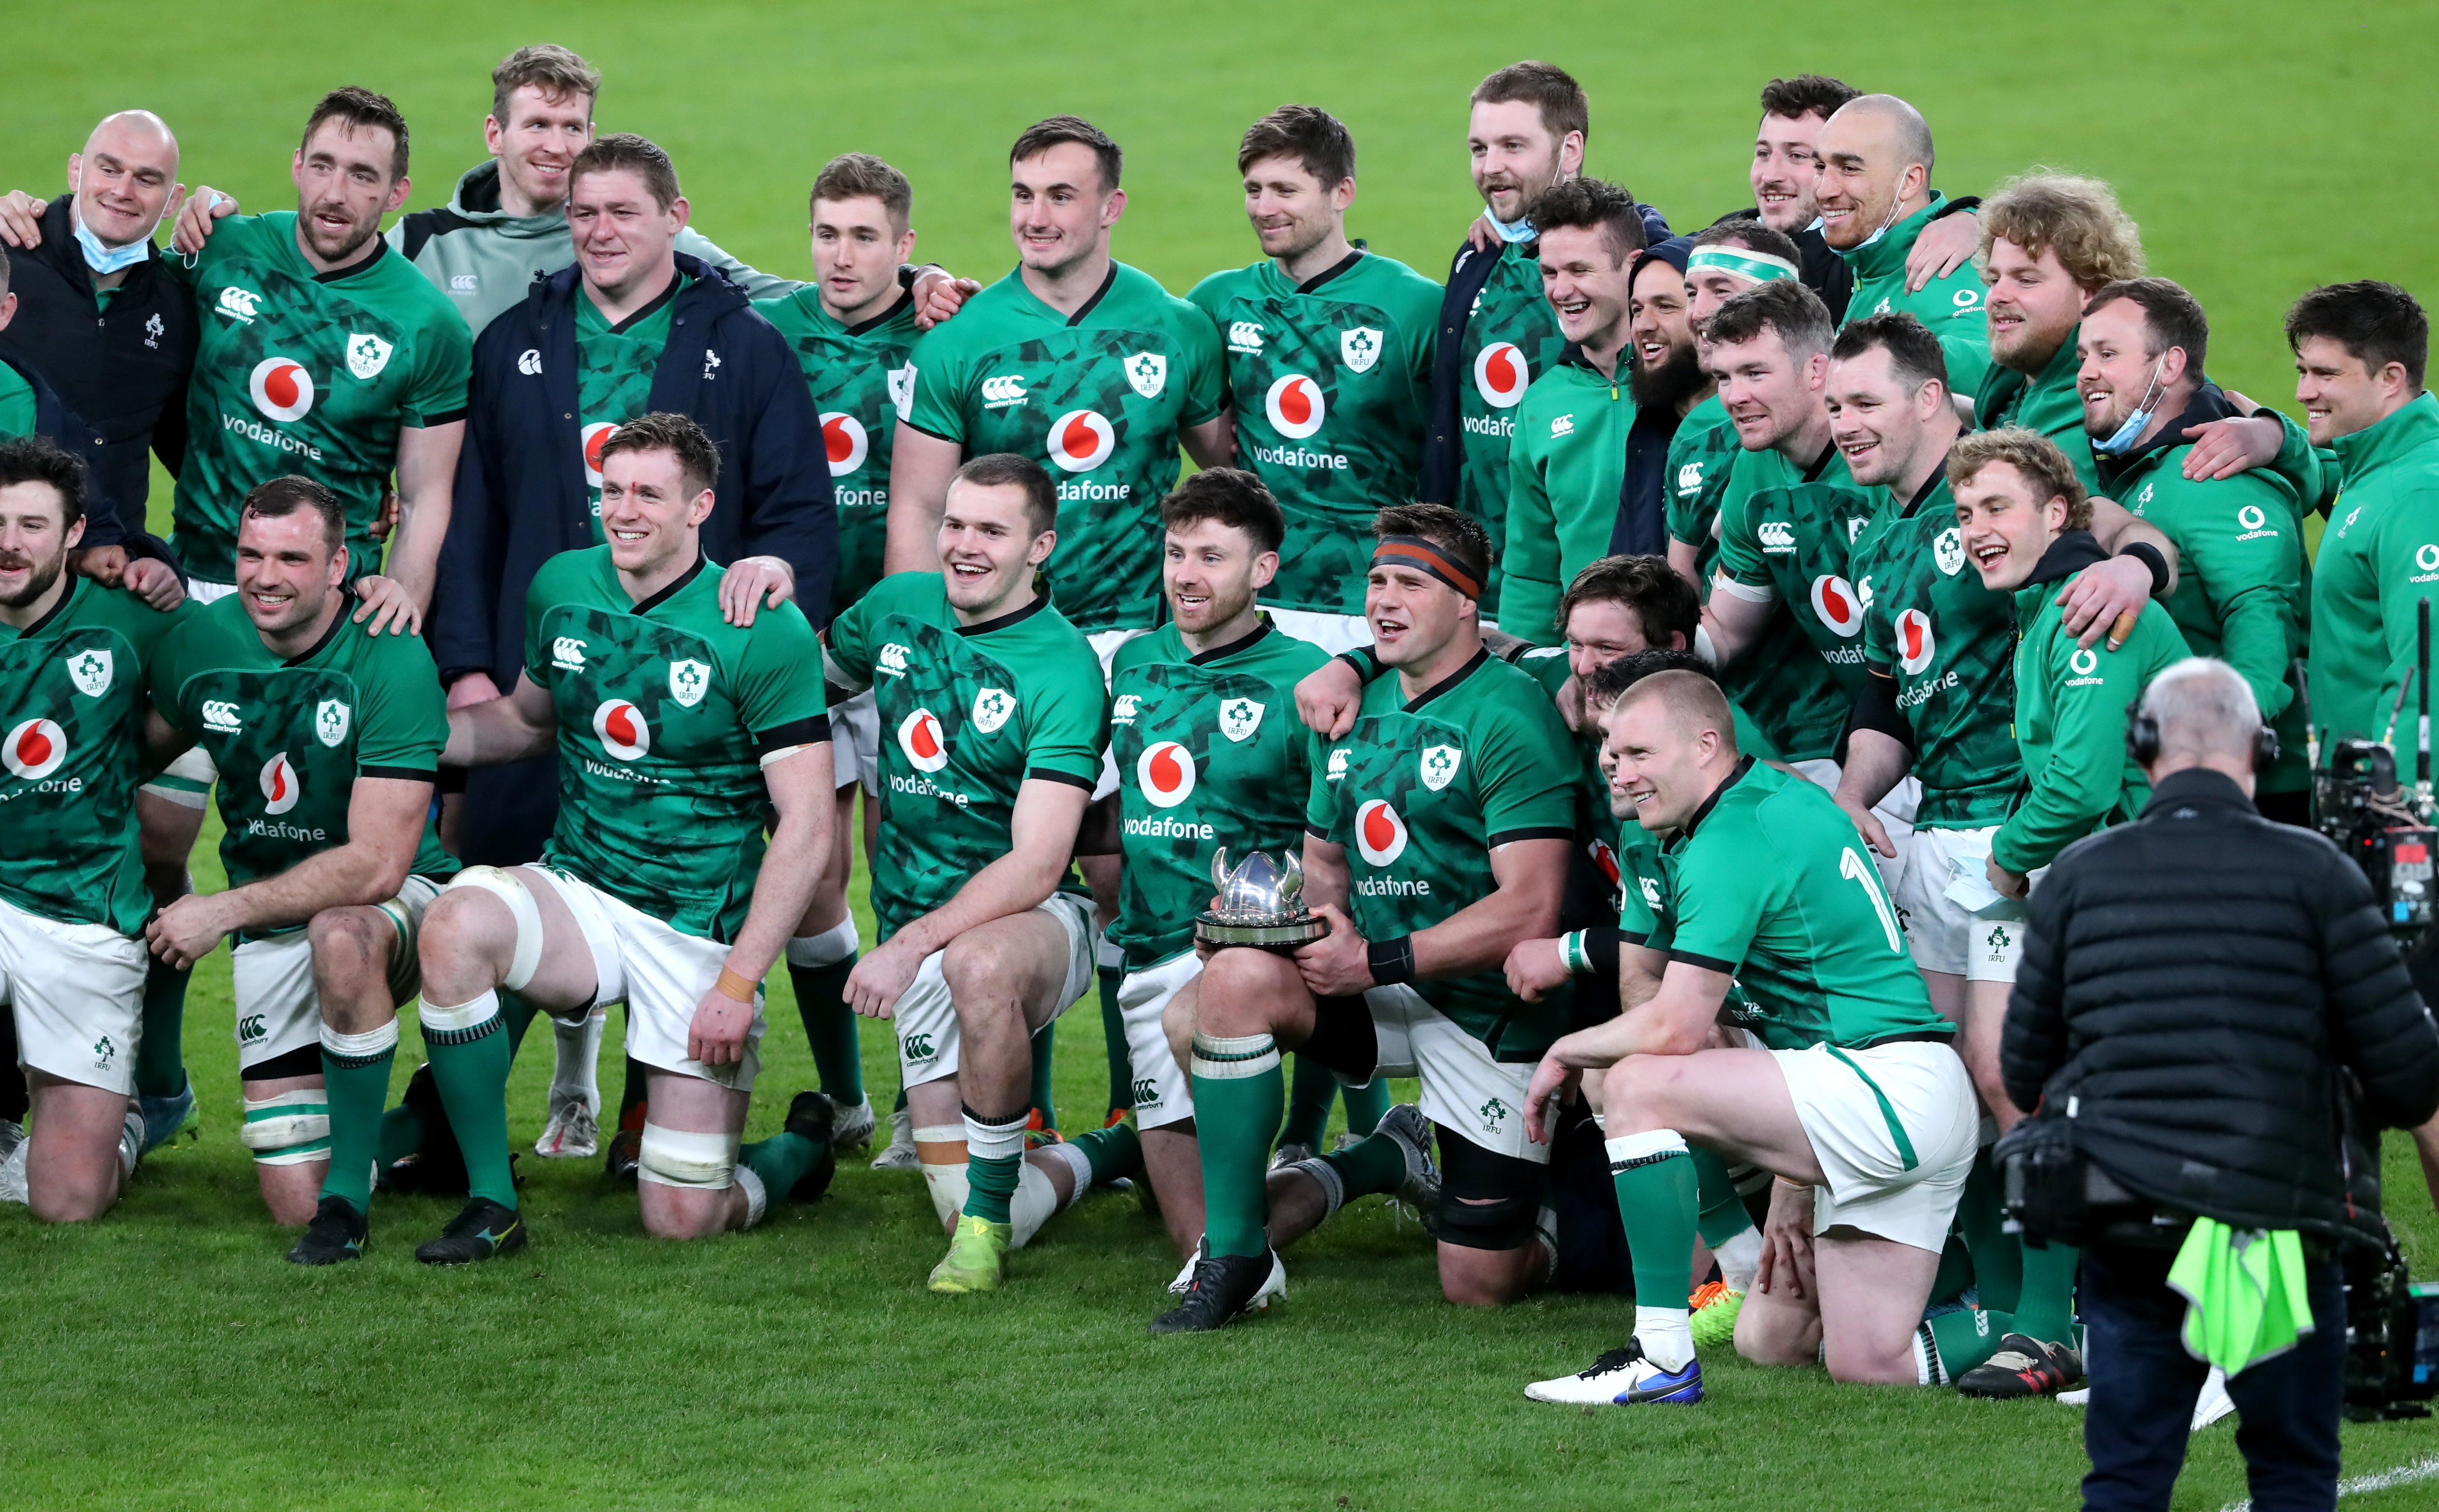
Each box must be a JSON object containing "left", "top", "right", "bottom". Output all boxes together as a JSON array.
[
  {"left": 2092, "top": 356, "right": 2169, "bottom": 457},
  {"left": 1490, "top": 214, "right": 1537, "bottom": 244},
  {"left": 73, "top": 205, "right": 155, "bottom": 275}
]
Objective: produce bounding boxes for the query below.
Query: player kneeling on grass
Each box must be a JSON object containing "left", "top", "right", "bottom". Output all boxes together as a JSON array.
[
  {"left": 1522, "top": 670, "right": 1978, "bottom": 1404},
  {"left": 823, "top": 453, "right": 1136, "bottom": 1295},
  {"left": 0, "top": 439, "right": 184, "bottom": 1220},
  {"left": 416, "top": 414, "right": 837, "bottom": 1259},
  {"left": 1156, "top": 505, "right": 1576, "bottom": 1332},
  {"left": 140, "top": 477, "right": 459, "bottom": 1257}
]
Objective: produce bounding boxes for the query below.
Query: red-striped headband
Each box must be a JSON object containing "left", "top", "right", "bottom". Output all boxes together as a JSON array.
[{"left": 1370, "top": 534, "right": 1484, "bottom": 600}]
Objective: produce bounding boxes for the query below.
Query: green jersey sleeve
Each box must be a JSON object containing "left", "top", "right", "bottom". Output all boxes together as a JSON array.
[
  {"left": 2263, "top": 407, "right": 2339, "bottom": 514},
  {"left": 1663, "top": 827, "right": 1779, "bottom": 971},
  {"left": 521, "top": 555, "right": 582, "bottom": 690},
  {"left": 729, "top": 601, "right": 830, "bottom": 737},
  {"left": 823, "top": 584, "right": 880, "bottom": 690},
  {"left": 1173, "top": 300, "right": 1227, "bottom": 428},
  {"left": 1992, "top": 604, "right": 2169, "bottom": 873},
  {"left": 355, "top": 630, "right": 449, "bottom": 774},
  {"left": 402, "top": 308, "right": 474, "bottom": 425},
  {"left": 1024, "top": 657, "right": 1110, "bottom": 786},
  {"left": 1304, "top": 728, "right": 1340, "bottom": 842},
  {"left": 1475, "top": 688, "right": 1577, "bottom": 840},
  {"left": 902, "top": 324, "right": 973, "bottom": 444},
  {"left": 1713, "top": 488, "right": 1773, "bottom": 589},
  {"left": 2183, "top": 475, "right": 2306, "bottom": 720}
]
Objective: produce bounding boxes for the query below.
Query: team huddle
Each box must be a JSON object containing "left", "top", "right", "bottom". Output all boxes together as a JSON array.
[{"left": 5, "top": 44, "right": 2436, "bottom": 1410}]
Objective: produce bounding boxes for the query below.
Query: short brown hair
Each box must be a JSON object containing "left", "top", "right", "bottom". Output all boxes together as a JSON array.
[
  {"left": 954, "top": 452, "right": 1059, "bottom": 538},
  {"left": 1948, "top": 427, "right": 2091, "bottom": 530},
  {"left": 1758, "top": 74, "right": 1859, "bottom": 123},
  {"left": 1237, "top": 104, "right": 1355, "bottom": 189},
  {"left": 1010, "top": 116, "right": 1121, "bottom": 195},
  {"left": 1584, "top": 648, "right": 1717, "bottom": 712},
  {"left": 0, "top": 435, "right": 87, "bottom": 529},
  {"left": 1831, "top": 311, "right": 1950, "bottom": 395},
  {"left": 1372, "top": 503, "right": 1492, "bottom": 594},
  {"left": 1706, "top": 279, "right": 1835, "bottom": 361},
  {"left": 1471, "top": 61, "right": 1589, "bottom": 144},
  {"left": 1978, "top": 171, "right": 2144, "bottom": 292},
  {"left": 2286, "top": 281, "right": 2428, "bottom": 390},
  {"left": 1535, "top": 177, "right": 1646, "bottom": 266},
  {"left": 1558, "top": 555, "right": 1696, "bottom": 645},
  {"left": 241, "top": 475, "right": 345, "bottom": 554},
  {"left": 811, "top": 152, "right": 912, "bottom": 226},
  {"left": 2087, "top": 276, "right": 2209, "bottom": 381},
  {"left": 599, "top": 412, "right": 721, "bottom": 497},
  {"left": 490, "top": 44, "right": 599, "bottom": 127},
  {"left": 1160, "top": 468, "right": 1284, "bottom": 556},
  {"left": 302, "top": 86, "right": 409, "bottom": 182},
  {"left": 571, "top": 132, "right": 681, "bottom": 210}
]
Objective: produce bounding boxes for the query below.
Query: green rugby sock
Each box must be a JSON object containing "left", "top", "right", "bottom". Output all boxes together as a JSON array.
[
  {"left": 1097, "top": 945, "right": 1132, "bottom": 1117},
  {"left": 421, "top": 991, "right": 517, "bottom": 1209},
  {"left": 1191, "top": 1034, "right": 1284, "bottom": 1257},
  {"left": 319, "top": 1026, "right": 397, "bottom": 1216},
  {"left": 1924, "top": 1303, "right": 2012, "bottom": 1381},
  {"left": 789, "top": 961, "right": 865, "bottom": 1103},
  {"left": 1337, "top": 1076, "right": 1389, "bottom": 1138},
  {"left": 742, "top": 1130, "right": 825, "bottom": 1202},
  {"left": 1955, "top": 1152, "right": 2024, "bottom": 1312},
  {"left": 1318, "top": 1126, "right": 1408, "bottom": 1201},
  {"left": 1068, "top": 1118, "right": 1141, "bottom": 1184},
  {"left": 134, "top": 958, "right": 190, "bottom": 1099},
  {"left": 961, "top": 1105, "right": 1029, "bottom": 1223},
  {"left": 1690, "top": 1146, "right": 1755, "bottom": 1247},
  {"left": 1278, "top": 1053, "right": 1337, "bottom": 1150},
  {"left": 1027, "top": 1022, "right": 1057, "bottom": 1132},
  {"left": 2013, "top": 1239, "right": 2080, "bottom": 1343},
  {"left": 1610, "top": 1131, "right": 1699, "bottom": 1311}
]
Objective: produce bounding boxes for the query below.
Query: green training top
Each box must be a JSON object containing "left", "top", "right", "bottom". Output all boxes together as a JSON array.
[
  {"left": 1994, "top": 552, "right": 2191, "bottom": 873},
  {"left": 1647, "top": 759, "right": 1949, "bottom": 1051},
  {"left": 524, "top": 547, "right": 829, "bottom": 942},
  {"left": 1840, "top": 195, "right": 1991, "bottom": 401},
  {"left": 901, "top": 263, "right": 1224, "bottom": 632},
  {"left": 153, "top": 593, "right": 458, "bottom": 927},
  {"left": 1453, "top": 238, "right": 1569, "bottom": 617},
  {"left": 1715, "top": 441, "right": 1887, "bottom": 754},
  {"left": 826, "top": 571, "right": 1106, "bottom": 940},
  {"left": 574, "top": 274, "right": 686, "bottom": 537},
  {"left": 756, "top": 287, "right": 921, "bottom": 624},
  {"left": 2306, "top": 393, "right": 2439, "bottom": 751},
  {"left": 1187, "top": 250, "right": 1439, "bottom": 614},
  {"left": 0, "top": 579, "right": 191, "bottom": 934},
  {"left": 1499, "top": 350, "right": 1634, "bottom": 644},
  {"left": 1851, "top": 467, "right": 2020, "bottom": 826},
  {"left": 1107, "top": 616, "right": 1330, "bottom": 971},
  {"left": 0, "top": 363, "right": 36, "bottom": 440},
  {"left": 1975, "top": 331, "right": 2100, "bottom": 495},
  {"left": 171, "top": 213, "right": 472, "bottom": 584},
  {"left": 1307, "top": 649, "right": 1576, "bottom": 1060}
]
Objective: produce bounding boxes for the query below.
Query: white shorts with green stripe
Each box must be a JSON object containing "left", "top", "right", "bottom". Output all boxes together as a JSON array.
[
  {"left": 231, "top": 874, "right": 442, "bottom": 1074},
  {"left": 1772, "top": 1037, "right": 1977, "bottom": 1252}
]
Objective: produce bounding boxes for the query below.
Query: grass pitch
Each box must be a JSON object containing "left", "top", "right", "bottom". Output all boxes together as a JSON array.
[{"left": 7, "top": 2, "right": 2439, "bottom": 1507}]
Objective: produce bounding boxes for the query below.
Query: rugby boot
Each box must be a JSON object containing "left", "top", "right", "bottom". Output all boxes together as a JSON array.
[
  {"left": 783, "top": 1090, "right": 841, "bottom": 1200},
  {"left": 413, "top": 1197, "right": 528, "bottom": 1265},
  {"left": 927, "top": 1213, "right": 1011, "bottom": 1294},
  {"left": 287, "top": 1196, "right": 368, "bottom": 1265},
  {"left": 1149, "top": 1249, "right": 1286, "bottom": 1335},
  {"left": 828, "top": 1093, "right": 877, "bottom": 1153},
  {"left": 1954, "top": 1333, "right": 2086, "bottom": 1399},
  {"left": 1688, "top": 1279, "right": 1746, "bottom": 1349},
  {"left": 1525, "top": 1338, "right": 1704, "bottom": 1405}
]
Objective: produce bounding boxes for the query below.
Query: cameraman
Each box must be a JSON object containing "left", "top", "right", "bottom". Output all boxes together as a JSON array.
[{"left": 2004, "top": 659, "right": 2439, "bottom": 1512}]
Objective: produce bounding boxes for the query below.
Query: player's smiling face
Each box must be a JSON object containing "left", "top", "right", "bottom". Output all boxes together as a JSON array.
[
  {"left": 1986, "top": 238, "right": 2087, "bottom": 374},
  {"left": 1710, "top": 328, "right": 1826, "bottom": 453},
  {"left": 1241, "top": 155, "right": 1349, "bottom": 266},
  {"left": 2075, "top": 297, "right": 2171, "bottom": 443},
  {"left": 1603, "top": 696, "right": 1716, "bottom": 832},
  {"left": 1365, "top": 562, "right": 1469, "bottom": 669},
  {"left": 811, "top": 194, "right": 916, "bottom": 326},
  {"left": 2292, "top": 335, "right": 2399, "bottom": 447},
  {"left": 486, "top": 85, "right": 594, "bottom": 215},
  {"left": 1009, "top": 143, "right": 1122, "bottom": 280},
  {"left": 1750, "top": 110, "right": 1827, "bottom": 232},
  {"left": 0, "top": 481, "right": 83, "bottom": 616},
  {"left": 1537, "top": 224, "right": 1630, "bottom": 349},
  {"left": 569, "top": 167, "right": 687, "bottom": 305},
  {"left": 1814, "top": 109, "right": 1912, "bottom": 253},
  {"left": 1163, "top": 517, "right": 1273, "bottom": 641},
  {"left": 234, "top": 505, "right": 346, "bottom": 641},
  {"left": 1628, "top": 260, "right": 1694, "bottom": 378},
  {"left": 1826, "top": 344, "right": 1937, "bottom": 489},
  {"left": 598, "top": 445, "right": 714, "bottom": 581},
  {"left": 291, "top": 119, "right": 409, "bottom": 267},
  {"left": 938, "top": 479, "right": 1053, "bottom": 619},
  {"left": 1466, "top": 99, "right": 1577, "bottom": 225},
  {"left": 1686, "top": 261, "right": 1758, "bottom": 333},
  {"left": 1956, "top": 460, "right": 2069, "bottom": 592},
  {"left": 72, "top": 114, "right": 180, "bottom": 250},
  {"left": 1564, "top": 600, "right": 1658, "bottom": 686}
]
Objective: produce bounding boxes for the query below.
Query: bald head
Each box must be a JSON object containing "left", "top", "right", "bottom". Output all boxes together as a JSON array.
[
  {"left": 1618, "top": 670, "right": 1738, "bottom": 752},
  {"left": 1815, "top": 94, "right": 1937, "bottom": 252},
  {"left": 72, "top": 111, "right": 180, "bottom": 252},
  {"left": 1831, "top": 94, "right": 1933, "bottom": 174},
  {"left": 2139, "top": 659, "right": 2263, "bottom": 786},
  {"left": 85, "top": 110, "right": 177, "bottom": 162}
]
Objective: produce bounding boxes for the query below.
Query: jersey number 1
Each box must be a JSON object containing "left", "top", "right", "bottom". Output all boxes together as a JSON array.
[{"left": 1839, "top": 847, "right": 1904, "bottom": 954}]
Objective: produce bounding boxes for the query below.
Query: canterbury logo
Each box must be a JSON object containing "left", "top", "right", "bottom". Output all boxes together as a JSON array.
[
  {"left": 876, "top": 642, "right": 911, "bottom": 678},
  {"left": 981, "top": 375, "right": 1027, "bottom": 408},
  {"left": 215, "top": 286, "right": 261, "bottom": 323},
  {"left": 202, "top": 700, "right": 242, "bottom": 733},
  {"left": 1227, "top": 320, "right": 1265, "bottom": 353},
  {"left": 1758, "top": 521, "right": 1795, "bottom": 551},
  {"left": 517, "top": 348, "right": 542, "bottom": 376},
  {"left": 551, "top": 636, "right": 587, "bottom": 671}
]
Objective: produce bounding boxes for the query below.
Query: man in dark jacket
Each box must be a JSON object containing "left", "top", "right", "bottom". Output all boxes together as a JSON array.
[{"left": 2004, "top": 657, "right": 2439, "bottom": 1512}]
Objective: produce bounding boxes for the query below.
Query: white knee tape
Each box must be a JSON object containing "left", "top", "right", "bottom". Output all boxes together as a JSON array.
[
  {"left": 916, "top": 1125, "right": 967, "bottom": 1231},
  {"left": 636, "top": 1123, "right": 740, "bottom": 1190},
  {"left": 444, "top": 866, "right": 545, "bottom": 992},
  {"left": 240, "top": 1090, "right": 331, "bottom": 1164}
]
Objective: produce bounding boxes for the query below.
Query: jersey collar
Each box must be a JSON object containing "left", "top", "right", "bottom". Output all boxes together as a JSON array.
[
  {"left": 310, "top": 234, "right": 388, "bottom": 285},
  {"left": 842, "top": 287, "right": 914, "bottom": 338},
  {"left": 1294, "top": 246, "right": 1366, "bottom": 296},
  {"left": 280, "top": 600, "right": 352, "bottom": 666},
  {"left": 12, "top": 572, "right": 83, "bottom": 639},
  {"left": 629, "top": 552, "right": 707, "bottom": 615},
  {"left": 1674, "top": 755, "right": 1757, "bottom": 843},
  {"left": 595, "top": 271, "right": 685, "bottom": 335},
  {"left": 1063, "top": 263, "right": 1118, "bottom": 326},
  {"left": 955, "top": 579, "right": 1053, "bottom": 637},
  {"left": 1186, "top": 615, "right": 1272, "bottom": 666},
  {"left": 1799, "top": 440, "right": 1838, "bottom": 484},
  {"left": 1403, "top": 645, "right": 1490, "bottom": 714},
  {"left": 1900, "top": 451, "right": 1952, "bottom": 517}
]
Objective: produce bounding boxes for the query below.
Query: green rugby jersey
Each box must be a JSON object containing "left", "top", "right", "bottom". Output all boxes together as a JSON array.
[
  {"left": 0, "top": 363, "right": 35, "bottom": 439},
  {"left": 524, "top": 547, "right": 829, "bottom": 942},
  {"left": 152, "top": 594, "right": 457, "bottom": 926},
  {"left": 1306, "top": 649, "right": 1575, "bottom": 1059},
  {"left": 1973, "top": 332, "right": 2100, "bottom": 494},
  {"left": 1851, "top": 468, "right": 2020, "bottom": 826},
  {"left": 1107, "top": 617, "right": 1330, "bottom": 970},
  {"left": 1995, "top": 553, "right": 2191, "bottom": 874},
  {"left": 826, "top": 571, "right": 1106, "bottom": 940},
  {"left": 1647, "top": 760, "right": 1948, "bottom": 1052},
  {"left": 901, "top": 263, "right": 1224, "bottom": 632},
  {"left": 1187, "top": 250, "right": 1439, "bottom": 614},
  {"left": 1716, "top": 441, "right": 1887, "bottom": 735},
  {"left": 1500, "top": 351, "right": 1633, "bottom": 644},
  {"left": 0, "top": 579, "right": 190, "bottom": 934},
  {"left": 2303, "top": 394, "right": 2439, "bottom": 751},
  {"left": 757, "top": 286, "right": 921, "bottom": 623},
  {"left": 1453, "top": 240, "right": 1570, "bottom": 616},
  {"left": 1840, "top": 196, "right": 1990, "bottom": 401},
  {"left": 574, "top": 275, "right": 685, "bottom": 537},
  {"left": 1664, "top": 395, "right": 1736, "bottom": 580},
  {"left": 171, "top": 213, "right": 472, "bottom": 584}
]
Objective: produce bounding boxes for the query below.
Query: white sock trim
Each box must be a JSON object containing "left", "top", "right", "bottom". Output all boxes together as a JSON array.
[
  {"left": 418, "top": 989, "right": 501, "bottom": 1034},
  {"left": 1191, "top": 1032, "right": 1281, "bottom": 1080},
  {"left": 1605, "top": 1128, "right": 1689, "bottom": 1167},
  {"left": 786, "top": 917, "right": 859, "bottom": 968},
  {"left": 962, "top": 1110, "right": 1028, "bottom": 1165},
  {"left": 735, "top": 1166, "right": 769, "bottom": 1228},
  {"left": 320, "top": 1019, "right": 400, "bottom": 1060},
  {"left": 1635, "top": 1305, "right": 1695, "bottom": 1371}
]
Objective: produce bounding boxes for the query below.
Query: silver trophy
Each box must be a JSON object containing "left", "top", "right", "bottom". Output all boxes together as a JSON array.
[{"left": 1195, "top": 848, "right": 1330, "bottom": 952}]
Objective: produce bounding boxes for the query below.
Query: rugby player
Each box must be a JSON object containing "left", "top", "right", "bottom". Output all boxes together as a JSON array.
[
  {"left": 1523, "top": 670, "right": 1979, "bottom": 1403},
  {"left": 415, "top": 413, "right": 838, "bottom": 1255},
  {"left": 829, "top": 453, "right": 1136, "bottom": 1294},
  {"left": 1157, "top": 504, "right": 1574, "bottom": 1331},
  {"left": 143, "top": 476, "right": 460, "bottom": 1253},
  {"left": 1813, "top": 95, "right": 1989, "bottom": 394},
  {"left": 0, "top": 439, "right": 179, "bottom": 1219}
]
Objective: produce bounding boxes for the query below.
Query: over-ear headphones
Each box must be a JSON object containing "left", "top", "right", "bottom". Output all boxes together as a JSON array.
[{"left": 2124, "top": 707, "right": 2280, "bottom": 771}]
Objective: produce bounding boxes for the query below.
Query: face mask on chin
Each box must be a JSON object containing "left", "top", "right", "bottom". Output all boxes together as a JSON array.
[
  {"left": 2092, "top": 356, "right": 2170, "bottom": 457},
  {"left": 71, "top": 199, "right": 161, "bottom": 275}
]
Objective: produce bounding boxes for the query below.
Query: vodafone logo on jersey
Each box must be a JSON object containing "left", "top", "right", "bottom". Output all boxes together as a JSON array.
[
  {"left": 1136, "top": 741, "right": 1196, "bottom": 808},
  {"left": 259, "top": 752, "right": 301, "bottom": 815},
  {"left": 1264, "top": 374, "right": 1326, "bottom": 440},
  {"left": 1355, "top": 799, "right": 1409, "bottom": 866},
  {"left": 821, "top": 412, "right": 869, "bottom": 476},
  {"left": 1810, "top": 575, "right": 1866, "bottom": 638},
  {"left": 592, "top": 700, "right": 651, "bottom": 762},
  {"left": 1473, "top": 343, "right": 1529, "bottom": 408},
  {"left": 897, "top": 708, "right": 949, "bottom": 773},
  {"left": 3, "top": 719, "right": 66, "bottom": 781},
  {"left": 580, "top": 423, "right": 619, "bottom": 487},
  {"left": 1896, "top": 609, "right": 1937, "bottom": 676},
  {"left": 249, "top": 357, "right": 315, "bottom": 423},
  {"left": 1047, "top": 409, "right": 1116, "bottom": 472}
]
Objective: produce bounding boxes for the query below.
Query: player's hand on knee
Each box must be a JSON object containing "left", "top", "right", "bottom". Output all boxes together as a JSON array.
[
  {"left": 687, "top": 990, "right": 754, "bottom": 1066},
  {"left": 1293, "top": 658, "right": 1364, "bottom": 740},
  {"left": 1292, "top": 903, "right": 1371, "bottom": 998},
  {"left": 718, "top": 556, "right": 795, "bottom": 626},
  {"left": 845, "top": 939, "right": 919, "bottom": 1019},
  {"left": 1756, "top": 1178, "right": 1817, "bottom": 1299},
  {"left": 120, "top": 556, "right": 185, "bottom": 609},
  {"left": 1523, "top": 1055, "right": 1578, "bottom": 1143},
  {"left": 350, "top": 575, "right": 422, "bottom": 636},
  {"left": 1503, "top": 937, "right": 1568, "bottom": 1001}
]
